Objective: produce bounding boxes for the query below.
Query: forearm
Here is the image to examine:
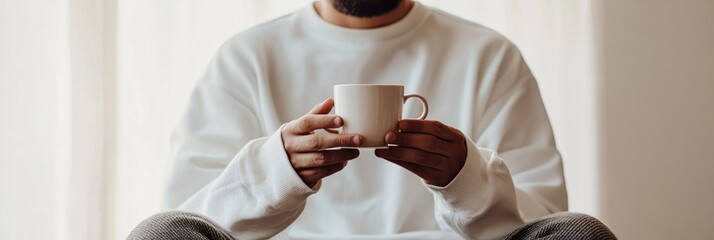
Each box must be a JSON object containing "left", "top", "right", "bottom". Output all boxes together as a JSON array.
[
  {"left": 167, "top": 129, "right": 317, "bottom": 239},
  {"left": 426, "top": 137, "right": 566, "bottom": 239},
  {"left": 426, "top": 137, "right": 523, "bottom": 239}
]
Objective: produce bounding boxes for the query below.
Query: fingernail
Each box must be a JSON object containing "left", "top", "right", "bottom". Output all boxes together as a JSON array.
[
  {"left": 352, "top": 135, "right": 362, "bottom": 145},
  {"left": 385, "top": 132, "right": 397, "bottom": 144},
  {"left": 333, "top": 117, "right": 343, "bottom": 126},
  {"left": 399, "top": 121, "right": 408, "bottom": 130}
]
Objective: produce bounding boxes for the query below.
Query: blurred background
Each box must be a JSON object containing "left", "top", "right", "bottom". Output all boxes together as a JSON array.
[{"left": 0, "top": 0, "right": 712, "bottom": 239}]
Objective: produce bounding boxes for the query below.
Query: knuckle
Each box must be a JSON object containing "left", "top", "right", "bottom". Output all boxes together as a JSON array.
[
  {"left": 283, "top": 139, "right": 294, "bottom": 151},
  {"left": 306, "top": 135, "right": 322, "bottom": 149},
  {"left": 281, "top": 125, "right": 289, "bottom": 135},
  {"left": 436, "top": 122, "right": 448, "bottom": 132},
  {"left": 456, "top": 130, "right": 466, "bottom": 140},
  {"left": 313, "top": 153, "right": 326, "bottom": 166},
  {"left": 297, "top": 117, "right": 312, "bottom": 131}
]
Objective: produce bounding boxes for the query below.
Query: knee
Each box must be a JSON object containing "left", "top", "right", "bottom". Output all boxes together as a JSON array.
[
  {"left": 550, "top": 212, "right": 617, "bottom": 239},
  {"left": 127, "top": 211, "right": 206, "bottom": 239},
  {"left": 137, "top": 210, "right": 200, "bottom": 228},
  {"left": 554, "top": 212, "right": 600, "bottom": 222}
]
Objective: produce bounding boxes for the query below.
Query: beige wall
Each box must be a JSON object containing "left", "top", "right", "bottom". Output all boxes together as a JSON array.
[{"left": 594, "top": 0, "right": 714, "bottom": 239}]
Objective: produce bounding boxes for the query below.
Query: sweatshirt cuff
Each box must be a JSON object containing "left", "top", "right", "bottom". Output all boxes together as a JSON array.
[
  {"left": 241, "top": 125, "right": 319, "bottom": 211},
  {"left": 424, "top": 136, "right": 499, "bottom": 213}
]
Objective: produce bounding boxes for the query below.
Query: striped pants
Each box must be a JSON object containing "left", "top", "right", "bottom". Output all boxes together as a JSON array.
[{"left": 128, "top": 211, "right": 617, "bottom": 240}]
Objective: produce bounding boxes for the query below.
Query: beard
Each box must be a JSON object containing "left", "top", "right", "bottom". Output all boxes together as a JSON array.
[{"left": 331, "top": 0, "right": 403, "bottom": 18}]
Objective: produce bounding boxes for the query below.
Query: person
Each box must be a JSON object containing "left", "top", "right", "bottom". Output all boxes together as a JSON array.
[{"left": 129, "top": 0, "right": 617, "bottom": 239}]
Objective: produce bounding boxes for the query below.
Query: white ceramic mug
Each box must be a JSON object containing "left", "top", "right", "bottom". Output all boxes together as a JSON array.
[{"left": 334, "top": 84, "right": 429, "bottom": 148}]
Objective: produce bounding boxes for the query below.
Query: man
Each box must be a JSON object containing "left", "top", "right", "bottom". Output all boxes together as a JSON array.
[{"left": 130, "top": 0, "right": 616, "bottom": 239}]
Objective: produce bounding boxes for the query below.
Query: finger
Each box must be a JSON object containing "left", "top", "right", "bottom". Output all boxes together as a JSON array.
[
  {"left": 290, "top": 133, "right": 363, "bottom": 152},
  {"left": 298, "top": 161, "right": 348, "bottom": 186},
  {"left": 287, "top": 114, "right": 344, "bottom": 134},
  {"left": 385, "top": 131, "right": 449, "bottom": 157},
  {"left": 291, "top": 149, "right": 360, "bottom": 169},
  {"left": 374, "top": 147, "right": 445, "bottom": 171},
  {"left": 309, "top": 98, "right": 334, "bottom": 115},
  {"left": 398, "top": 120, "right": 460, "bottom": 141}
]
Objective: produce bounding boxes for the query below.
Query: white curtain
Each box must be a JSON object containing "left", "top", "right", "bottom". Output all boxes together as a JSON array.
[
  {"left": 1, "top": 0, "right": 112, "bottom": 238},
  {"left": 0, "top": 1, "right": 596, "bottom": 239}
]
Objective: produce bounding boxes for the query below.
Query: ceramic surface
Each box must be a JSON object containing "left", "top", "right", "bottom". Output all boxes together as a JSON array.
[{"left": 334, "top": 84, "right": 428, "bottom": 148}]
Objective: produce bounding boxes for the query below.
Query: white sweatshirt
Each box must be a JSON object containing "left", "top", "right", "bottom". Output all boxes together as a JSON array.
[{"left": 165, "top": 2, "right": 567, "bottom": 240}]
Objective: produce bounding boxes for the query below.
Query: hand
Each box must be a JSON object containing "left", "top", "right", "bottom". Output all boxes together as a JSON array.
[
  {"left": 281, "top": 98, "right": 364, "bottom": 187},
  {"left": 375, "top": 120, "right": 467, "bottom": 187}
]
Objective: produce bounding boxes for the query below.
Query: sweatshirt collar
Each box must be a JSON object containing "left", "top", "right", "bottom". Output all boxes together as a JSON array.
[{"left": 298, "top": 1, "right": 429, "bottom": 43}]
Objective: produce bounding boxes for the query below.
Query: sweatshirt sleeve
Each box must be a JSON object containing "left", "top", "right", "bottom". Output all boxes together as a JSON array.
[
  {"left": 424, "top": 41, "right": 568, "bottom": 239},
  {"left": 163, "top": 41, "right": 316, "bottom": 239}
]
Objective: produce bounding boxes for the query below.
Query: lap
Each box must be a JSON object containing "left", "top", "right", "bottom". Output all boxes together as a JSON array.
[
  {"left": 128, "top": 211, "right": 616, "bottom": 240},
  {"left": 127, "top": 211, "right": 235, "bottom": 240},
  {"left": 500, "top": 212, "right": 617, "bottom": 240}
]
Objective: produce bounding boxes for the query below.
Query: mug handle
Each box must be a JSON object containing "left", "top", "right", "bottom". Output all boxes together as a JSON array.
[{"left": 403, "top": 94, "right": 429, "bottom": 120}]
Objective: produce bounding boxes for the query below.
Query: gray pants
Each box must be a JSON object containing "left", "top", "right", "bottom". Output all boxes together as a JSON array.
[{"left": 128, "top": 211, "right": 617, "bottom": 240}]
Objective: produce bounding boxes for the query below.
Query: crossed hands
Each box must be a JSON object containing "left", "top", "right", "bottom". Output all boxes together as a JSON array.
[{"left": 281, "top": 98, "right": 466, "bottom": 188}]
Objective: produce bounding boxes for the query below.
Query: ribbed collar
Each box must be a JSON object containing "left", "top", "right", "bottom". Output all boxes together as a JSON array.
[{"left": 297, "top": 1, "right": 430, "bottom": 44}]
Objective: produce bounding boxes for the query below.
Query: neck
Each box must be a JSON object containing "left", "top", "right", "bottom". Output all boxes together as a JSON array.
[{"left": 314, "top": 0, "right": 414, "bottom": 29}]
